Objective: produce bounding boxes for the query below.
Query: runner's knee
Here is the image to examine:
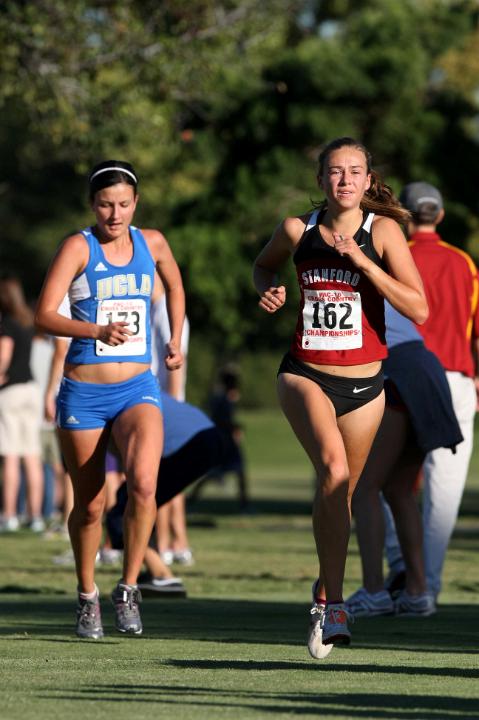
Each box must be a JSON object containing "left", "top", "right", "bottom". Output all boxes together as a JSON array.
[
  {"left": 127, "top": 475, "right": 157, "bottom": 506},
  {"left": 71, "top": 497, "right": 105, "bottom": 526},
  {"left": 319, "top": 457, "right": 349, "bottom": 496}
]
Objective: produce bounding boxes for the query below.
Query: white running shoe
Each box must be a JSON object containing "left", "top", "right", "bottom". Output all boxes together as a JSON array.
[
  {"left": 53, "top": 549, "right": 100, "bottom": 566},
  {"left": 307, "top": 581, "right": 333, "bottom": 659},
  {"left": 99, "top": 548, "right": 123, "bottom": 565},
  {"left": 159, "top": 549, "right": 174, "bottom": 566},
  {"left": 1, "top": 516, "right": 19, "bottom": 532},
  {"left": 172, "top": 548, "right": 194, "bottom": 566},
  {"left": 346, "top": 587, "right": 394, "bottom": 617},
  {"left": 308, "top": 604, "right": 333, "bottom": 659},
  {"left": 394, "top": 590, "right": 436, "bottom": 617},
  {"left": 322, "top": 603, "right": 352, "bottom": 646},
  {"left": 29, "top": 517, "right": 46, "bottom": 533}
]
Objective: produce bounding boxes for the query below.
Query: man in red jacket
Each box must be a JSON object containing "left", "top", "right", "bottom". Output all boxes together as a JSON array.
[{"left": 388, "top": 182, "right": 479, "bottom": 602}]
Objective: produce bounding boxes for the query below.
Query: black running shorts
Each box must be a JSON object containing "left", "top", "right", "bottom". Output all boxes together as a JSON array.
[{"left": 277, "top": 352, "right": 384, "bottom": 417}]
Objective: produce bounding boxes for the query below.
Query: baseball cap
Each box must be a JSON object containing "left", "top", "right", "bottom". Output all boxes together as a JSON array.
[{"left": 399, "top": 182, "right": 443, "bottom": 212}]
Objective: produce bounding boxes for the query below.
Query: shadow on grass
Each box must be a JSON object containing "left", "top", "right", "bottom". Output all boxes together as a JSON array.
[
  {"left": 164, "top": 657, "right": 479, "bottom": 678},
  {"left": 1, "top": 595, "right": 478, "bottom": 656},
  {"left": 187, "top": 493, "right": 479, "bottom": 534},
  {"left": 37, "top": 683, "right": 479, "bottom": 718},
  {"left": 187, "top": 496, "right": 313, "bottom": 517}
]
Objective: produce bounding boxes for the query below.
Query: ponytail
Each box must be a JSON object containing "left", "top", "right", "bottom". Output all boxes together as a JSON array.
[{"left": 362, "top": 170, "right": 411, "bottom": 224}]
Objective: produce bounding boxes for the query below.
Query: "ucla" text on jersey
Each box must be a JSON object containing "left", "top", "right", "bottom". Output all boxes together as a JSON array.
[{"left": 96, "top": 273, "right": 152, "bottom": 300}]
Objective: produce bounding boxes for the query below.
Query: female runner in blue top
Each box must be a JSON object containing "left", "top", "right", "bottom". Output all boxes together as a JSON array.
[{"left": 35, "top": 160, "right": 185, "bottom": 639}]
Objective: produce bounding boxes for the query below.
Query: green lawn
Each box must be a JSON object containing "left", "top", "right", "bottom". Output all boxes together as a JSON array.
[{"left": 0, "top": 410, "right": 478, "bottom": 719}]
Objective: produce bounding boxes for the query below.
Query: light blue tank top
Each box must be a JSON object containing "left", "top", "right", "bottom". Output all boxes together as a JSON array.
[
  {"left": 66, "top": 226, "right": 155, "bottom": 365},
  {"left": 385, "top": 301, "right": 423, "bottom": 349}
]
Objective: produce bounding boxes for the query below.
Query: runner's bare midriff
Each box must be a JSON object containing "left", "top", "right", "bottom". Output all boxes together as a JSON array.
[
  {"left": 64, "top": 362, "right": 148, "bottom": 384},
  {"left": 303, "top": 360, "right": 382, "bottom": 378}
]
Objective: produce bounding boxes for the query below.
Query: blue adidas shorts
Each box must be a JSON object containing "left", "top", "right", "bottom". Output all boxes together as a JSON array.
[{"left": 56, "top": 370, "right": 162, "bottom": 430}]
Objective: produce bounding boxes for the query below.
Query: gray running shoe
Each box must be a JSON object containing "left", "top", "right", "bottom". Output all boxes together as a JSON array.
[
  {"left": 322, "top": 602, "right": 352, "bottom": 646},
  {"left": 111, "top": 583, "right": 143, "bottom": 635},
  {"left": 75, "top": 594, "right": 104, "bottom": 639},
  {"left": 346, "top": 587, "right": 394, "bottom": 617},
  {"left": 395, "top": 590, "right": 436, "bottom": 617}
]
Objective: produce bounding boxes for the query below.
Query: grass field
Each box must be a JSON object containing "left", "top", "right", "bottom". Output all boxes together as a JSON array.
[{"left": 0, "top": 410, "right": 478, "bottom": 720}]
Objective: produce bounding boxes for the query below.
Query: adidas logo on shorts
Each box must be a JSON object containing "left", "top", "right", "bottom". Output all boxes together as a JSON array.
[{"left": 66, "top": 415, "right": 80, "bottom": 424}]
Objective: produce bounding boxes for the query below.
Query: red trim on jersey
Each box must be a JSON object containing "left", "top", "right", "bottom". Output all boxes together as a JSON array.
[
  {"left": 409, "top": 231, "right": 479, "bottom": 377},
  {"left": 290, "top": 256, "right": 387, "bottom": 366}
]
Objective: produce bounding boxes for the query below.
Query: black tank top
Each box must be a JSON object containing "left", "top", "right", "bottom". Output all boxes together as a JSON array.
[
  {"left": 290, "top": 208, "right": 387, "bottom": 366},
  {"left": 0, "top": 315, "right": 34, "bottom": 388}
]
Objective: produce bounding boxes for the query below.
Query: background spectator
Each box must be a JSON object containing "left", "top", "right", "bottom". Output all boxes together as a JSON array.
[
  {"left": 384, "top": 182, "right": 479, "bottom": 602},
  {"left": 0, "top": 275, "right": 44, "bottom": 532},
  {"left": 151, "top": 276, "right": 193, "bottom": 566}
]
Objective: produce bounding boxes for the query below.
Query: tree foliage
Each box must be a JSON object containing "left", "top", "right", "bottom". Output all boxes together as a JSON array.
[{"left": 1, "top": 0, "right": 478, "bottom": 355}]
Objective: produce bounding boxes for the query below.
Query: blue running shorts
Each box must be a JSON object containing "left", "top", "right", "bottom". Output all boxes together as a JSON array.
[{"left": 56, "top": 370, "right": 162, "bottom": 430}]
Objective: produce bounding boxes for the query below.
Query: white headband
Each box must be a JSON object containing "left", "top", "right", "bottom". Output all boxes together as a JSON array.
[
  {"left": 417, "top": 196, "right": 440, "bottom": 205},
  {"left": 89, "top": 166, "right": 138, "bottom": 184}
]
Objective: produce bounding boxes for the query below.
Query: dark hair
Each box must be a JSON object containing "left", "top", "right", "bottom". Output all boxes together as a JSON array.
[
  {"left": 88, "top": 160, "right": 138, "bottom": 201},
  {"left": 316, "top": 137, "right": 411, "bottom": 225},
  {"left": 0, "top": 275, "right": 33, "bottom": 327},
  {"left": 410, "top": 204, "right": 441, "bottom": 226}
]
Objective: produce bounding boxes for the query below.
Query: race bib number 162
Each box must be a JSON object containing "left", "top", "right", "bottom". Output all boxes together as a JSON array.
[{"left": 302, "top": 289, "right": 362, "bottom": 351}]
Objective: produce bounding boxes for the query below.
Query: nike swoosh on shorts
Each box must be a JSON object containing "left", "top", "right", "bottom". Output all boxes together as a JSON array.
[{"left": 352, "top": 386, "right": 373, "bottom": 394}]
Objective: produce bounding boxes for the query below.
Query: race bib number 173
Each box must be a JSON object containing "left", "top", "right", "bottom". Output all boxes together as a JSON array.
[
  {"left": 302, "top": 289, "right": 362, "bottom": 351},
  {"left": 95, "top": 298, "right": 147, "bottom": 356}
]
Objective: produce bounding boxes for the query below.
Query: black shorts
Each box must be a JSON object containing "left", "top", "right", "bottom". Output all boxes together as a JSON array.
[
  {"left": 277, "top": 352, "right": 384, "bottom": 417},
  {"left": 106, "top": 427, "right": 224, "bottom": 550}
]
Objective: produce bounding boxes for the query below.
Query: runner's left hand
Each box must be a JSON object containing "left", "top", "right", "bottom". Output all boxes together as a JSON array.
[{"left": 164, "top": 341, "right": 183, "bottom": 371}]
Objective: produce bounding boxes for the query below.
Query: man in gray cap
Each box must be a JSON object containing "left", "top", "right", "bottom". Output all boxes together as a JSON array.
[
  {"left": 400, "top": 182, "right": 444, "bottom": 219},
  {"left": 383, "top": 181, "right": 479, "bottom": 605}
]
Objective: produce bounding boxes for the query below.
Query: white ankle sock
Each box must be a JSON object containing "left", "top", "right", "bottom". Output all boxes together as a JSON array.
[{"left": 79, "top": 584, "right": 99, "bottom": 601}]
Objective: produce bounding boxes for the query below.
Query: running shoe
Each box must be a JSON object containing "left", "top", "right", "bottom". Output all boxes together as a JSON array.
[
  {"left": 346, "top": 587, "right": 394, "bottom": 617},
  {"left": 322, "top": 602, "right": 352, "bottom": 646},
  {"left": 53, "top": 549, "right": 100, "bottom": 566},
  {"left": 307, "top": 581, "right": 333, "bottom": 659},
  {"left": 29, "top": 517, "right": 46, "bottom": 533},
  {"left": 0, "top": 516, "right": 19, "bottom": 532},
  {"left": 137, "top": 574, "right": 187, "bottom": 598},
  {"left": 394, "top": 590, "right": 436, "bottom": 617},
  {"left": 43, "top": 523, "right": 69, "bottom": 541},
  {"left": 99, "top": 548, "right": 123, "bottom": 565},
  {"left": 111, "top": 582, "right": 143, "bottom": 635},
  {"left": 159, "top": 549, "right": 174, "bottom": 566},
  {"left": 172, "top": 548, "right": 194, "bottom": 566},
  {"left": 75, "top": 593, "right": 104, "bottom": 639}
]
